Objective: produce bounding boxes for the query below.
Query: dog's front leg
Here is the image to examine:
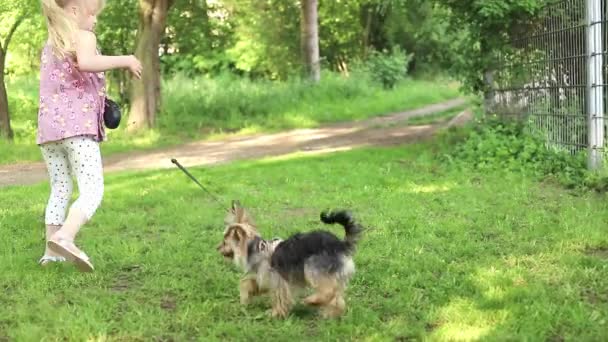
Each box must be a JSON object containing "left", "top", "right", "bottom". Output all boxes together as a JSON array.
[{"left": 239, "top": 275, "right": 259, "bottom": 305}]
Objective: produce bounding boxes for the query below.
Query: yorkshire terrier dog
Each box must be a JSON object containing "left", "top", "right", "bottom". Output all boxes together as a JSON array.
[
  {"left": 246, "top": 209, "right": 363, "bottom": 319},
  {"left": 217, "top": 201, "right": 363, "bottom": 319},
  {"left": 217, "top": 200, "right": 276, "bottom": 304}
]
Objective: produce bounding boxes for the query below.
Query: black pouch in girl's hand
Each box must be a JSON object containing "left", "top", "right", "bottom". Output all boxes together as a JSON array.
[{"left": 103, "top": 98, "right": 121, "bottom": 129}]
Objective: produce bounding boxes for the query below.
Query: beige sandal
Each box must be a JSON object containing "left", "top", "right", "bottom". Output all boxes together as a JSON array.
[{"left": 47, "top": 237, "right": 94, "bottom": 272}]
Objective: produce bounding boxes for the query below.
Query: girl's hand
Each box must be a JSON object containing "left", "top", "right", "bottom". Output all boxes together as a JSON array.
[{"left": 127, "top": 55, "right": 143, "bottom": 79}]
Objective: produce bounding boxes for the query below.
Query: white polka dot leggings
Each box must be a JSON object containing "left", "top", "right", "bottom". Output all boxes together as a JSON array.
[{"left": 40, "top": 136, "right": 104, "bottom": 225}]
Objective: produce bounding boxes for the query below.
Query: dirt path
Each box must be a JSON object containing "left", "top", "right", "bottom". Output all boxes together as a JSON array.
[{"left": 0, "top": 98, "right": 470, "bottom": 188}]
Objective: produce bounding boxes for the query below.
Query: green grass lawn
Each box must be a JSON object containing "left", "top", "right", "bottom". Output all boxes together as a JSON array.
[
  {"left": 1, "top": 141, "right": 606, "bottom": 341},
  {"left": 0, "top": 73, "right": 461, "bottom": 166}
]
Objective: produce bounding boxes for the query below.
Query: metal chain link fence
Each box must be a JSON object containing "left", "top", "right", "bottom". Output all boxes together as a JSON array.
[{"left": 488, "top": 0, "right": 606, "bottom": 169}]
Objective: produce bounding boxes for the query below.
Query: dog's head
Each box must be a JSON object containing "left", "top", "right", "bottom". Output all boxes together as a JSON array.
[{"left": 217, "top": 200, "right": 260, "bottom": 269}]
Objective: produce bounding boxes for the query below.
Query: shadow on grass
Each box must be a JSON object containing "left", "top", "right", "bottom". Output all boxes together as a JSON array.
[{"left": 1, "top": 144, "right": 607, "bottom": 340}]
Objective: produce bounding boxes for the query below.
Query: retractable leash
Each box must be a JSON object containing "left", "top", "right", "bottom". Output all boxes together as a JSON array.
[
  {"left": 171, "top": 158, "right": 225, "bottom": 205},
  {"left": 171, "top": 159, "right": 374, "bottom": 235}
]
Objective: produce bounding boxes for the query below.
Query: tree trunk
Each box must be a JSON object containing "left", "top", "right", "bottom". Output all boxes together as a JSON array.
[
  {"left": 0, "top": 52, "right": 13, "bottom": 140},
  {"left": 0, "top": 13, "right": 26, "bottom": 141},
  {"left": 362, "top": 6, "right": 373, "bottom": 59},
  {"left": 300, "top": 0, "right": 320, "bottom": 83},
  {"left": 129, "top": 0, "right": 174, "bottom": 132}
]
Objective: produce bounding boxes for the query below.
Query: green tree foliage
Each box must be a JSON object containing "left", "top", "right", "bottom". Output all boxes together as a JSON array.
[
  {"left": 161, "top": 0, "right": 234, "bottom": 75},
  {"left": 3, "top": 0, "right": 549, "bottom": 86},
  {"left": 1, "top": 0, "right": 553, "bottom": 134},
  {"left": 0, "top": 0, "right": 39, "bottom": 140},
  {"left": 224, "top": 0, "right": 301, "bottom": 79},
  {"left": 436, "top": 0, "right": 546, "bottom": 93}
]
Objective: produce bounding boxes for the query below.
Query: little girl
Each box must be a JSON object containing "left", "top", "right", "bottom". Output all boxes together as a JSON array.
[{"left": 38, "top": 0, "right": 142, "bottom": 272}]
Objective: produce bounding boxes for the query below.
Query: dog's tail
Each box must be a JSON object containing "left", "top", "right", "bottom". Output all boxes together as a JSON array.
[{"left": 320, "top": 210, "right": 363, "bottom": 252}]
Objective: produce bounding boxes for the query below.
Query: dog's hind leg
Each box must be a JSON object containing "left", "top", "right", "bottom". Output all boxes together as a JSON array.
[
  {"left": 321, "top": 289, "right": 346, "bottom": 318},
  {"left": 302, "top": 272, "right": 338, "bottom": 307}
]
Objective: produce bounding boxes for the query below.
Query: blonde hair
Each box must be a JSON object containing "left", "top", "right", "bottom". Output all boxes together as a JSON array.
[{"left": 41, "top": 0, "right": 106, "bottom": 57}]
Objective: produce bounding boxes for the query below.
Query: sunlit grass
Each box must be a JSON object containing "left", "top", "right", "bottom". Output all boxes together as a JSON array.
[{"left": 1, "top": 139, "right": 607, "bottom": 340}]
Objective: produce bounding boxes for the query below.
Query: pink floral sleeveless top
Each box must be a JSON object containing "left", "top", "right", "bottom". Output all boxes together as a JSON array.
[{"left": 37, "top": 43, "right": 106, "bottom": 145}]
